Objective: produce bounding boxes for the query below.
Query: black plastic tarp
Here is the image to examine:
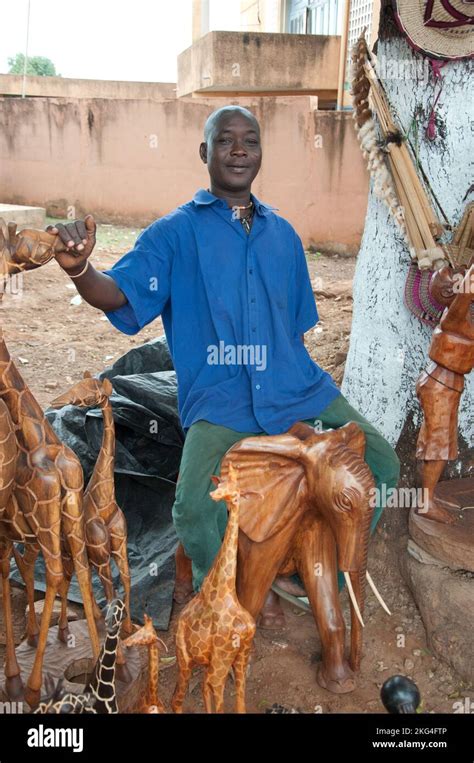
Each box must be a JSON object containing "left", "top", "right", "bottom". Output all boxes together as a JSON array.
[{"left": 11, "top": 336, "right": 184, "bottom": 631}]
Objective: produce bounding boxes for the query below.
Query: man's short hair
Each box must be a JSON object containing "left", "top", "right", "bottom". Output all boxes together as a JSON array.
[{"left": 203, "top": 106, "right": 260, "bottom": 145}]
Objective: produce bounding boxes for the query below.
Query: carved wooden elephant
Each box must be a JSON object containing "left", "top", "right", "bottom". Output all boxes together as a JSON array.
[{"left": 220, "top": 421, "right": 382, "bottom": 694}]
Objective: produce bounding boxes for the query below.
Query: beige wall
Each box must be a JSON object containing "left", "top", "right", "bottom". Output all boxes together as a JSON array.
[
  {"left": 177, "top": 31, "right": 340, "bottom": 102},
  {"left": 0, "top": 94, "right": 368, "bottom": 253},
  {"left": 0, "top": 73, "right": 176, "bottom": 100}
]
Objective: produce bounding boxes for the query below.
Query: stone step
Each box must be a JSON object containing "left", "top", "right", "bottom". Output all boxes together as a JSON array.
[{"left": 408, "top": 477, "right": 474, "bottom": 572}]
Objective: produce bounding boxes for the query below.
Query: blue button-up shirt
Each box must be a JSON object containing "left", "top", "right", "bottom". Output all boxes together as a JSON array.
[{"left": 104, "top": 188, "right": 340, "bottom": 434}]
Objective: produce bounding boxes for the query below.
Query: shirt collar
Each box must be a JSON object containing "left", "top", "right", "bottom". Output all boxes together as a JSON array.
[{"left": 192, "top": 188, "right": 278, "bottom": 216}]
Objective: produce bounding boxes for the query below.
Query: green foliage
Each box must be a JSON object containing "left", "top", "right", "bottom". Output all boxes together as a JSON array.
[{"left": 8, "top": 53, "right": 59, "bottom": 77}]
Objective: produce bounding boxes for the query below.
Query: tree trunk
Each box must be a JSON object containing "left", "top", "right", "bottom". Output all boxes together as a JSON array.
[{"left": 342, "top": 9, "right": 473, "bottom": 489}]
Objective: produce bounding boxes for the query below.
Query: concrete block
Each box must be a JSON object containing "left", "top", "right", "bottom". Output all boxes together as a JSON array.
[{"left": 0, "top": 204, "right": 45, "bottom": 229}]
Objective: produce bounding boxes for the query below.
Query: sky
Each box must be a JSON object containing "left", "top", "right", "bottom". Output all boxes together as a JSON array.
[{"left": 2, "top": 0, "right": 242, "bottom": 83}]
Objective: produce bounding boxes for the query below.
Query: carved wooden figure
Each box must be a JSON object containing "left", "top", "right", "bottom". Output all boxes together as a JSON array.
[
  {"left": 122, "top": 614, "right": 167, "bottom": 713},
  {"left": 0, "top": 219, "right": 61, "bottom": 283},
  {"left": 218, "top": 422, "right": 391, "bottom": 694},
  {"left": 50, "top": 372, "right": 133, "bottom": 635},
  {"left": 0, "top": 397, "right": 23, "bottom": 700},
  {"left": 416, "top": 264, "right": 474, "bottom": 524},
  {"left": 0, "top": 222, "right": 100, "bottom": 708},
  {"left": 172, "top": 465, "right": 256, "bottom": 714},
  {"left": 83, "top": 597, "right": 125, "bottom": 713},
  {"left": 34, "top": 676, "right": 97, "bottom": 714}
]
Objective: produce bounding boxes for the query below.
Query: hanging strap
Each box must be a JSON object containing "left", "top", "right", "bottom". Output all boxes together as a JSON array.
[{"left": 426, "top": 59, "right": 448, "bottom": 141}]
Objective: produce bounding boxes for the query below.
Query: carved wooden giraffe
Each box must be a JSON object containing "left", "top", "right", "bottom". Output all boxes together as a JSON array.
[
  {"left": 34, "top": 692, "right": 97, "bottom": 714},
  {"left": 50, "top": 372, "right": 133, "bottom": 635},
  {"left": 0, "top": 396, "right": 24, "bottom": 700},
  {"left": 122, "top": 614, "right": 166, "bottom": 713},
  {"left": 0, "top": 219, "right": 60, "bottom": 283},
  {"left": 171, "top": 464, "right": 256, "bottom": 714},
  {"left": 84, "top": 597, "right": 125, "bottom": 713},
  {"left": 0, "top": 222, "right": 100, "bottom": 708},
  {"left": 33, "top": 676, "right": 97, "bottom": 714}
]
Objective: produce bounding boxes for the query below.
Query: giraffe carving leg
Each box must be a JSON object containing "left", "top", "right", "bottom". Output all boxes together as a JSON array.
[
  {"left": 94, "top": 560, "right": 115, "bottom": 609},
  {"left": 115, "top": 642, "right": 132, "bottom": 684},
  {"left": 57, "top": 574, "right": 73, "bottom": 644},
  {"left": 25, "top": 573, "right": 62, "bottom": 708},
  {"left": 61, "top": 490, "right": 100, "bottom": 659},
  {"left": 171, "top": 649, "right": 192, "bottom": 714},
  {"left": 13, "top": 542, "right": 40, "bottom": 647},
  {"left": 0, "top": 540, "right": 23, "bottom": 700},
  {"left": 108, "top": 516, "right": 133, "bottom": 635},
  {"left": 202, "top": 675, "right": 213, "bottom": 714},
  {"left": 206, "top": 666, "right": 228, "bottom": 714},
  {"left": 233, "top": 644, "right": 252, "bottom": 714}
]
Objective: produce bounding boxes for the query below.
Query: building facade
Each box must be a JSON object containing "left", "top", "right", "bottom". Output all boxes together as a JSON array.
[
  {"left": 286, "top": 0, "right": 344, "bottom": 35},
  {"left": 285, "top": 0, "right": 379, "bottom": 45}
]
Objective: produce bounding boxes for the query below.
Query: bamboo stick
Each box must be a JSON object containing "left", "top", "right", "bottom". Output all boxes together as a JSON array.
[{"left": 363, "top": 58, "right": 440, "bottom": 254}]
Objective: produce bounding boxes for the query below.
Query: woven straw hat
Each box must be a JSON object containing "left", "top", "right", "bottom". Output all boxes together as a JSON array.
[{"left": 395, "top": 1, "right": 474, "bottom": 60}]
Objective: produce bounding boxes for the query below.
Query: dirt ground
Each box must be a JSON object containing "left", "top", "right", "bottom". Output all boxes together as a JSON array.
[{"left": 1, "top": 222, "right": 469, "bottom": 714}]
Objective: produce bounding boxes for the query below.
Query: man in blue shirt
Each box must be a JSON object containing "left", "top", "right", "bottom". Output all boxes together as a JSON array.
[{"left": 50, "top": 105, "right": 399, "bottom": 626}]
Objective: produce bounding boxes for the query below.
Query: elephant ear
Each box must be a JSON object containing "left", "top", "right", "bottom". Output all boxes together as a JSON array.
[
  {"left": 220, "top": 433, "right": 308, "bottom": 543},
  {"left": 338, "top": 421, "right": 366, "bottom": 459}
]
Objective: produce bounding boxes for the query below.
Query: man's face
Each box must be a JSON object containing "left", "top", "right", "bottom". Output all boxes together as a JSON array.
[{"left": 200, "top": 112, "right": 262, "bottom": 192}]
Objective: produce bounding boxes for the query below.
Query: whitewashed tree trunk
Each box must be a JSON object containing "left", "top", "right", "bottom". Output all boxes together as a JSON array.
[{"left": 342, "top": 35, "right": 473, "bottom": 480}]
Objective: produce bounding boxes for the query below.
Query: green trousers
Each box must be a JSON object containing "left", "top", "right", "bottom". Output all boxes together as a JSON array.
[{"left": 172, "top": 393, "right": 400, "bottom": 591}]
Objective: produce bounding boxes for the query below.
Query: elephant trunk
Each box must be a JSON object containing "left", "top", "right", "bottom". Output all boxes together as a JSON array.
[
  {"left": 348, "top": 568, "right": 366, "bottom": 672},
  {"left": 347, "top": 513, "right": 370, "bottom": 673}
]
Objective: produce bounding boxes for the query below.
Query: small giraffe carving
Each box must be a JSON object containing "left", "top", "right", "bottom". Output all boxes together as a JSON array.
[
  {"left": 83, "top": 597, "right": 125, "bottom": 713},
  {"left": 122, "top": 614, "right": 167, "bottom": 713},
  {"left": 51, "top": 372, "right": 132, "bottom": 636},
  {"left": 34, "top": 677, "right": 97, "bottom": 714},
  {"left": 171, "top": 464, "right": 256, "bottom": 714}
]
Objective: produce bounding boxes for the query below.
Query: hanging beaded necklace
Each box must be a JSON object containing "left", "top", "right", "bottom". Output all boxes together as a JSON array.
[
  {"left": 234, "top": 201, "right": 254, "bottom": 234},
  {"left": 207, "top": 191, "right": 255, "bottom": 234}
]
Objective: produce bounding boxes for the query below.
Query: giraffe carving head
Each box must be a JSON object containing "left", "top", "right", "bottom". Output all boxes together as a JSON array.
[
  {"left": 122, "top": 614, "right": 167, "bottom": 651},
  {"left": 210, "top": 463, "right": 240, "bottom": 505},
  {"left": 104, "top": 597, "right": 126, "bottom": 636},
  {"left": 0, "top": 218, "right": 64, "bottom": 281},
  {"left": 49, "top": 371, "right": 113, "bottom": 410}
]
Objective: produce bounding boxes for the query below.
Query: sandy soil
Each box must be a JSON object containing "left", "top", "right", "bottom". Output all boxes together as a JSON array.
[{"left": 1, "top": 223, "right": 468, "bottom": 714}]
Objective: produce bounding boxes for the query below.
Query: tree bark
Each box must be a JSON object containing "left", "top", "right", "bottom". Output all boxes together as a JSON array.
[{"left": 342, "top": 8, "right": 473, "bottom": 487}]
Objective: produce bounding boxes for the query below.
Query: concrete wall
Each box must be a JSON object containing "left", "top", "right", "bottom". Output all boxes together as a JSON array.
[
  {"left": 177, "top": 30, "right": 340, "bottom": 102},
  {"left": 0, "top": 74, "right": 177, "bottom": 100},
  {"left": 0, "top": 94, "right": 368, "bottom": 252}
]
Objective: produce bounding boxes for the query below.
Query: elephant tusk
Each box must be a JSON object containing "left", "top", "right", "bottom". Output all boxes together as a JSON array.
[
  {"left": 344, "top": 572, "right": 365, "bottom": 628},
  {"left": 366, "top": 571, "right": 392, "bottom": 615}
]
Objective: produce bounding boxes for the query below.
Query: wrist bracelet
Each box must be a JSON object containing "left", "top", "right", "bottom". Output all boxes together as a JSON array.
[{"left": 65, "top": 260, "right": 90, "bottom": 279}]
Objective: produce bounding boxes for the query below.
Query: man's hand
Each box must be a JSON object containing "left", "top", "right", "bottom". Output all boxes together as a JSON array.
[
  {"left": 47, "top": 214, "right": 96, "bottom": 275},
  {"left": 45, "top": 213, "right": 127, "bottom": 312}
]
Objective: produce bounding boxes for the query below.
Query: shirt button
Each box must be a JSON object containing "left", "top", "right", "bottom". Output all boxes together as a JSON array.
[
  {"left": 249, "top": 268, "right": 253, "bottom": 274},
  {"left": 252, "top": 327, "right": 256, "bottom": 332},
  {"left": 250, "top": 298, "right": 256, "bottom": 303},
  {"left": 255, "top": 384, "right": 261, "bottom": 390}
]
